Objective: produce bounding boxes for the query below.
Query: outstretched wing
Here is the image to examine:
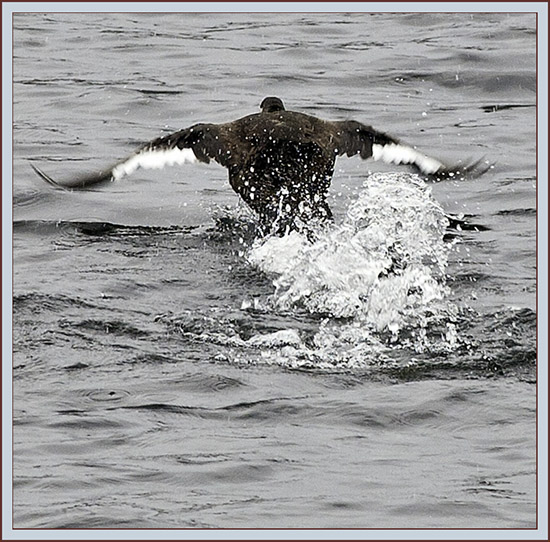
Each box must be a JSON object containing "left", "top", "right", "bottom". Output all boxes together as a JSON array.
[
  {"left": 332, "top": 120, "right": 489, "bottom": 179},
  {"left": 30, "top": 123, "right": 229, "bottom": 190}
]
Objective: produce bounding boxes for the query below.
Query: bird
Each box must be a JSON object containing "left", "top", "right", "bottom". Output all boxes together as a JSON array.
[{"left": 31, "top": 96, "right": 488, "bottom": 234}]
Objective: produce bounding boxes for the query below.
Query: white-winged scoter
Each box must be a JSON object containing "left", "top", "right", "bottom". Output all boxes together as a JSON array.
[{"left": 31, "top": 96, "right": 487, "bottom": 233}]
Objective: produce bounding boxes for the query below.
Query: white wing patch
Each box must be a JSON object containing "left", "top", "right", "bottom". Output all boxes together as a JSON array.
[
  {"left": 372, "top": 143, "right": 443, "bottom": 175},
  {"left": 112, "top": 147, "right": 198, "bottom": 180}
]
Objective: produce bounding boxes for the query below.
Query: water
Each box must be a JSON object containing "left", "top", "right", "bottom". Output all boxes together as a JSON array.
[{"left": 11, "top": 12, "right": 537, "bottom": 530}]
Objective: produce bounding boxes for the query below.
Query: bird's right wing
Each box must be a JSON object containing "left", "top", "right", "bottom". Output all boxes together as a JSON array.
[
  {"left": 331, "top": 120, "right": 490, "bottom": 179},
  {"left": 30, "top": 123, "right": 229, "bottom": 190}
]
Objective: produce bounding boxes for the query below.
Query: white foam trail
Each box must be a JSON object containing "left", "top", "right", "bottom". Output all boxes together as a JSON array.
[
  {"left": 372, "top": 143, "right": 443, "bottom": 174},
  {"left": 248, "top": 173, "right": 452, "bottom": 332},
  {"left": 244, "top": 173, "right": 461, "bottom": 370},
  {"left": 112, "top": 147, "right": 198, "bottom": 180}
]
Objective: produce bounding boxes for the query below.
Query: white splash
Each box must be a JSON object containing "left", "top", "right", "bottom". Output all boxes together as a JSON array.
[
  {"left": 112, "top": 147, "right": 197, "bottom": 180},
  {"left": 248, "top": 173, "right": 453, "bottom": 342},
  {"left": 372, "top": 143, "right": 443, "bottom": 174},
  {"left": 246, "top": 329, "right": 302, "bottom": 348}
]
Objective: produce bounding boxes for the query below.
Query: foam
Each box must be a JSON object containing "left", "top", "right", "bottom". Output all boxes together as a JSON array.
[{"left": 248, "top": 172, "right": 453, "bottom": 336}]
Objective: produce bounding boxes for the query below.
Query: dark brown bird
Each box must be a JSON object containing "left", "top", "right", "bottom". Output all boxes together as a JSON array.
[{"left": 31, "top": 97, "right": 487, "bottom": 234}]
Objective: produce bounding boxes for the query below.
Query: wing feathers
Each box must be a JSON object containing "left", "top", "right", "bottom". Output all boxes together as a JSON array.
[
  {"left": 111, "top": 147, "right": 198, "bottom": 180},
  {"left": 30, "top": 123, "right": 224, "bottom": 189},
  {"left": 371, "top": 142, "right": 444, "bottom": 175},
  {"left": 30, "top": 162, "right": 115, "bottom": 190},
  {"left": 32, "top": 113, "right": 488, "bottom": 192},
  {"left": 333, "top": 120, "right": 487, "bottom": 179}
]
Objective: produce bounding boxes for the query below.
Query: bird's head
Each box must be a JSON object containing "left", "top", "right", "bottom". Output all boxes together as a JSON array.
[{"left": 260, "top": 97, "right": 286, "bottom": 113}]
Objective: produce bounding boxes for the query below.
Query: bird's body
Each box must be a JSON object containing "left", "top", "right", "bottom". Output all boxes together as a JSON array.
[
  {"left": 31, "top": 97, "right": 487, "bottom": 234},
  {"left": 204, "top": 108, "right": 341, "bottom": 229}
]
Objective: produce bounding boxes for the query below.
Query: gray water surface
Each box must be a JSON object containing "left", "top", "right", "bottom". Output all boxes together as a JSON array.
[{"left": 12, "top": 12, "right": 537, "bottom": 529}]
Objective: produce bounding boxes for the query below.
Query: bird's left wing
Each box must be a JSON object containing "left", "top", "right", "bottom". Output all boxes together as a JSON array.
[
  {"left": 31, "top": 123, "right": 228, "bottom": 190},
  {"left": 331, "top": 120, "right": 489, "bottom": 179}
]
